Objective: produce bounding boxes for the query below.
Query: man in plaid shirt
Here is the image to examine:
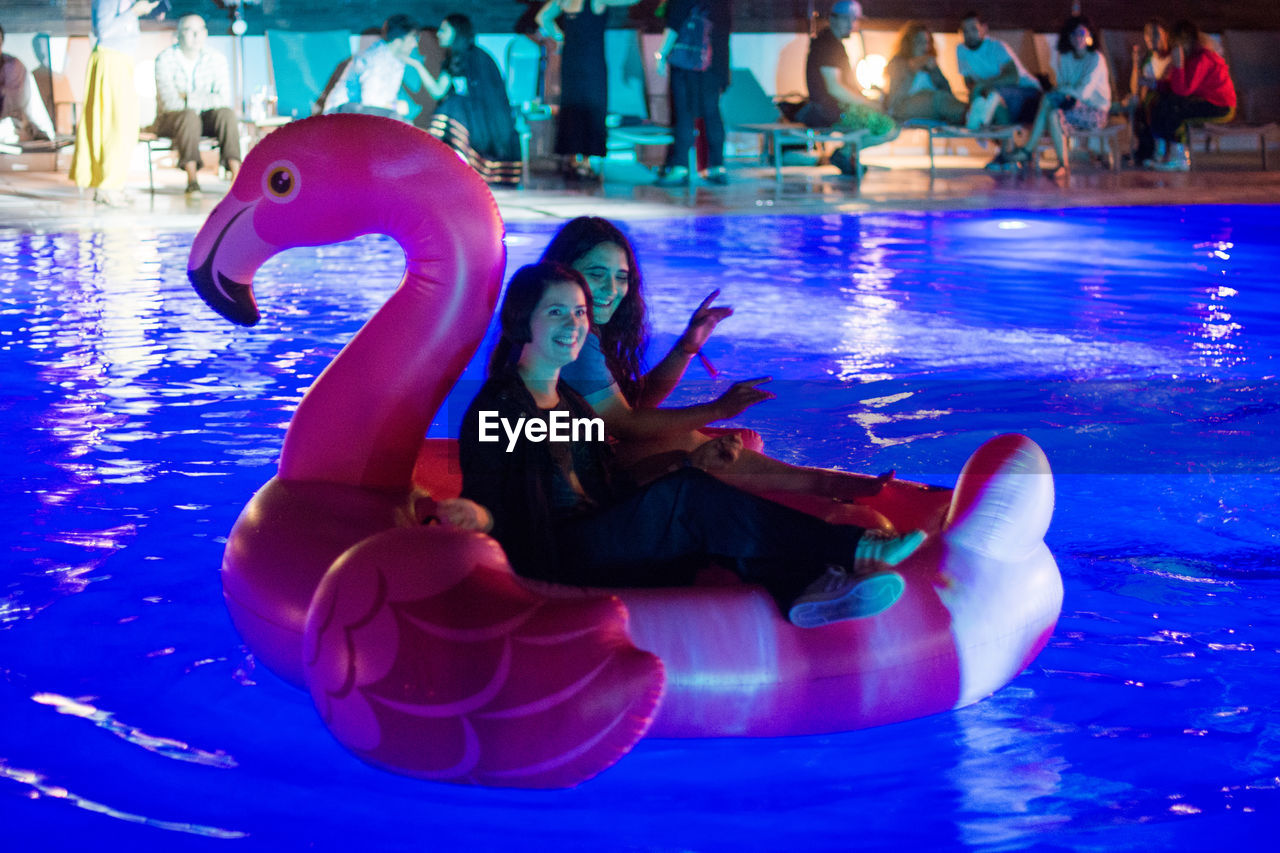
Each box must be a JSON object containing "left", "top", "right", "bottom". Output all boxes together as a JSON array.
[{"left": 154, "top": 15, "right": 241, "bottom": 194}]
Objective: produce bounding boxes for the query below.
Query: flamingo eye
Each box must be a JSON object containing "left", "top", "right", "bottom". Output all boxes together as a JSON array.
[
  {"left": 268, "top": 169, "right": 292, "bottom": 195},
  {"left": 261, "top": 160, "right": 300, "bottom": 202}
]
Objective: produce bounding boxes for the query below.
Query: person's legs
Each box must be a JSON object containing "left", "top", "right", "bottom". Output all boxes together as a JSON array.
[
  {"left": 995, "top": 85, "right": 1042, "bottom": 161},
  {"left": 613, "top": 430, "right": 894, "bottom": 529},
  {"left": 156, "top": 109, "right": 202, "bottom": 190},
  {"left": 1133, "top": 92, "right": 1157, "bottom": 162},
  {"left": 557, "top": 469, "right": 867, "bottom": 605},
  {"left": 1013, "top": 93, "right": 1057, "bottom": 160},
  {"left": 1151, "top": 94, "right": 1230, "bottom": 144},
  {"left": 658, "top": 68, "right": 695, "bottom": 184},
  {"left": 1150, "top": 94, "right": 1229, "bottom": 169},
  {"left": 1047, "top": 111, "right": 1068, "bottom": 173},
  {"left": 889, "top": 91, "right": 939, "bottom": 123},
  {"left": 202, "top": 108, "right": 242, "bottom": 178},
  {"left": 696, "top": 72, "right": 725, "bottom": 171},
  {"left": 935, "top": 90, "right": 968, "bottom": 125},
  {"left": 71, "top": 48, "right": 137, "bottom": 198}
]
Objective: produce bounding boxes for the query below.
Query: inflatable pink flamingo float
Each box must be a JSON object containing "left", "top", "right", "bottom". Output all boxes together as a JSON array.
[{"left": 189, "top": 115, "right": 1063, "bottom": 789}]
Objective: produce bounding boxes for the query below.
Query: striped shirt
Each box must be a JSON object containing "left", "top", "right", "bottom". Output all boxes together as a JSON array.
[{"left": 155, "top": 45, "right": 232, "bottom": 114}]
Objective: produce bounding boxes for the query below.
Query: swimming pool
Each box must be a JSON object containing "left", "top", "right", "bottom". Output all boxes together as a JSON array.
[{"left": 2, "top": 206, "right": 1277, "bottom": 849}]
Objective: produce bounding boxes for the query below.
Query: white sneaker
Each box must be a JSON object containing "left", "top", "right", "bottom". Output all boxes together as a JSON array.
[{"left": 788, "top": 565, "right": 907, "bottom": 628}]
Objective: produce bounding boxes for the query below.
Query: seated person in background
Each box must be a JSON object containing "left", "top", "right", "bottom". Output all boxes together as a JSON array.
[
  {"left": 802, "top": 1, "right": 897, "bottom": 176},
  {"left": 1, "top": 25, "right": 54, "bottom": 143},
  {"left": 323, "top": 14, "right": 426, "bottom": 119},
  {"left": 1128, "top": 18, "right": 1171, "bottom": 164},
  {"left": 1130, "top": 18, "right": 1171, "bottom": 103},
  {"left": 1009, "top": 15, "right": 1110, "bottom": 177},
  {"left": 956, "top": 9, "right": 1042, "bottom": 171},
  {"left": 883, "top": 21, "right": 966, "bottom": 125},
  {"left": 449, "top": 261, "right": 925, "bottom": 629},
  {"left": 154, "top": 15, "right": 241, "bottom": 194},
  {"left": 425, "top": 14, "right": 522, "bottom": 185},
  {"left": 1141, "top": 19, "right": 1235, "bottom": 172}
]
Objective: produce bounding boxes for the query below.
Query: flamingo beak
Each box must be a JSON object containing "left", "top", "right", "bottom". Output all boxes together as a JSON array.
[{"left": 188, "top": 196, "right": 274, "bottom": 327}]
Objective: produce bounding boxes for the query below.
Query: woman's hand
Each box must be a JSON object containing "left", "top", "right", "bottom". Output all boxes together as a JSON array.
[
  {"left": 435, "top": 498, "right": 493, "bottom": 532},
  {"left": 688, "top": 433, "right": 743, "bottom": 472},
  {"left": 678, "top": 290, "right": 733, "bottom": 355},
  {"left": 712, "top": 377, "right": 774, "bottom": 420}
]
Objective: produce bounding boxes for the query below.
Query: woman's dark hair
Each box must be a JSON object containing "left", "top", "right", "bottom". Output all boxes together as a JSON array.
[
  {"left": 442, "top": 13, "right": 475, "bottom": 77},
  {"left": 382, "top": 14, "right": 417, "bottom": 42},
  {"left": 539, "top": 217, "right": 648, "bottom": 404},
  {"left": 1170, "top": 19, "right": 1208, "bottom": 55},
  {"left": 487, "top": 262, "right": 593, "bottom": 377},
  {"left": 1056, "top": 15, "right": 1099, "bottom": 54}
]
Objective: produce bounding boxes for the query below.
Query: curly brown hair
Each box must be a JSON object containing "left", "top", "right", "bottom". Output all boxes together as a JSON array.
[{"left": 539, "top": 217, "right": 649, "bottom": 405}]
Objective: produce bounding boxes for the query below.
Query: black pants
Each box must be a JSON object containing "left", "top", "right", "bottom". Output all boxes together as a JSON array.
[
  {"left": 155, "top": 107, "right": 242, "bottom": 170},
  {"left": 1143, "top": 93, "right": 1231, "bottom": 152},
  {"left": 666, "top": 67, "right": 725, "bottom": 170},
  {"left": 556, "top": 468, "right": 865, "bottom": 608}
]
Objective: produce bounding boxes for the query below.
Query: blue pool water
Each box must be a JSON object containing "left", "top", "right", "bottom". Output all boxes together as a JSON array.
[{"left": 2, "top": 206, "right": 1278, "bottom": 850}]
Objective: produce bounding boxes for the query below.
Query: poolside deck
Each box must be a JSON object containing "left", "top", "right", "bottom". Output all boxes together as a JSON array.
[{"left": 2, "top": 145, "right": 1278, "bottom": 231}]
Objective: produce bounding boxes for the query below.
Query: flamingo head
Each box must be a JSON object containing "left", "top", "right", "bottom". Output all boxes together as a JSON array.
[{"left": 188, "top": 114, "right": 501, "bottom": 326}]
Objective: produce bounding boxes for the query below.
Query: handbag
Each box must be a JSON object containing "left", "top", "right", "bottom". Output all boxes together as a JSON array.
[{"left": 668, "top": 2, "right": 712, "bottom": 72}]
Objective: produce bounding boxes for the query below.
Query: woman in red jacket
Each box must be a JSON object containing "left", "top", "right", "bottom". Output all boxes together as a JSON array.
[{"left": 1143, "top": 19, "right": 1236, "bottom": 171}]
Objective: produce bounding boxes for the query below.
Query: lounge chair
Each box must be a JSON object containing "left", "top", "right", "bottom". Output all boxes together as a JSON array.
[
  {"left": 725, "top": 67, "right": 874, "bottom": 183},
  {"left": 902, "top": 120, "right": 1019, "bottom": 175}
]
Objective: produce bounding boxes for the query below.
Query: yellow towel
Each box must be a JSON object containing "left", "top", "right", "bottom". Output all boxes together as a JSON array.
[{"left": 70, "top": 47, "right": 138, "bottom": 191}]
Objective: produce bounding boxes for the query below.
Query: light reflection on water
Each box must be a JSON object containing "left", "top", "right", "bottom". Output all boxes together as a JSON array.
[{"left": 0, "top": 209, "right": 1278, "bottom": 848}]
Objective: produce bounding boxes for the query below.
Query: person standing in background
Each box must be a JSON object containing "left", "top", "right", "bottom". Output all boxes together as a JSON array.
[
  {"left": 537, "top": 0, "right": 639, "bottom": 183},
  {"left": 71, "top": 0, "right": 161, "bottom": 206},
  {"left": 153, "top": 15, "right": 241, "bottom": 195},
  {"left": 653, "top": 0, "right": 732, "bottom": 187}
]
